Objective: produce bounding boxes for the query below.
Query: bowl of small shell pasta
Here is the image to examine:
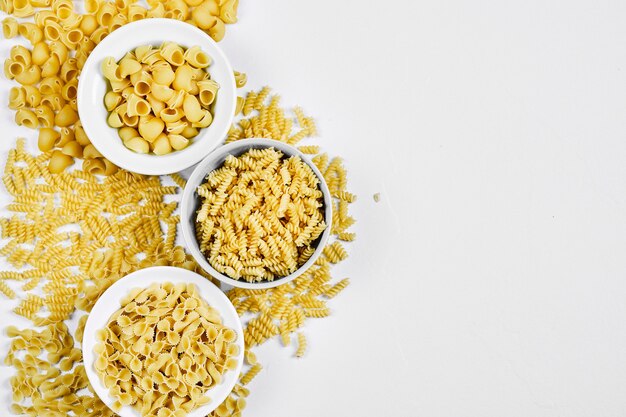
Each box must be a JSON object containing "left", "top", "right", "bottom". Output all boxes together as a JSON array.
[
  {"left": 77, "top": 19, "right": 236, "bottom": 175},
  {"left": 82, "top": 266, "right": 244, "bottom": 417}
]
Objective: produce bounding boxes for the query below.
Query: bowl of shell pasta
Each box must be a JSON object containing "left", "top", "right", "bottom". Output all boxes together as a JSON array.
[
  {"left": 77, "top": 18, "right": 236, "bottom": 175},
  {"left": 82, "top": 266, "right": 244, "bottom": 417}
]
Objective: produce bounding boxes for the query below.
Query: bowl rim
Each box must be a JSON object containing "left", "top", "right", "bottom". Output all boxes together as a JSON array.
[
  {"left": 180, "top": 138, "right": 333, "bottom": 290},
  {"left": 76, "top": 18, "right": 236, "bottom": 176},
  {"left": 81, "top": 266, "right": 245, "bottom": 417}
]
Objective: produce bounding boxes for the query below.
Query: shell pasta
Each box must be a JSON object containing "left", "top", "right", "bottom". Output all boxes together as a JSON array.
[
  {"left": 0, "top": 86, "right": 356, "bottom": 417},
  {"left": 94, "top": 282, "right": 239, "bottom": 417},
  {"left": 102, "top": 43, "right": 219, "bottom": 155},
  {"left": 1, "top": 0, "right": 239, "bottom": 174}
]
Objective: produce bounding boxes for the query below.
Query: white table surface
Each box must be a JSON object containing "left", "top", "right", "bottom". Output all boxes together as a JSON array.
[{"left": 2, "top": 0, "right": 626, "bottom": 416}]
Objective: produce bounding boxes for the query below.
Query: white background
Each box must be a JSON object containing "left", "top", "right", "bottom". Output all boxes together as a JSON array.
[{"left": 2, "top": 0, "right": 626, "bottom": 416}]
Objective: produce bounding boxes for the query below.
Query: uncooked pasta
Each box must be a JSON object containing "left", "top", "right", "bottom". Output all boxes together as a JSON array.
[
  {"left": 94, "top": 282, "right": 239, "bottom": 417},
  {"left": 1, "top": 0, "right": 239, "bottom": 173},
  {"left": 195, "top": 148, "right": 327, "bottom": 282},
  {"left": 1, "top": 2, "right": 356, "bottom": 410},
  {"left": 102, "top": 43, "right": 219, "bottom": 155}
]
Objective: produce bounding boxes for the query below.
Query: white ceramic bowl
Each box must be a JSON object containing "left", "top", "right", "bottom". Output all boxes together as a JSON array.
[
  {"left": 77, "top": 19, "right": 236, "bottom": 175},
  {"left": 82, "top": 266, "right": 245, "bottom": 417},
  {"left": 180, "top": 138, "right": 333, "bottom": 290}
]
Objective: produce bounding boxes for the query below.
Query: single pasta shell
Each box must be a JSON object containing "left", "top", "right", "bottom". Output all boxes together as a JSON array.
[
  {"left": 183, "top": 94, "right": 202, "bottom": 123},
  {"left": 37, "top": 127, "right": 60, "bottom": 152},
  {"left": 102, "top": 158, "right": 118, "bottom": 175},
  {"left": 125, "top": 137, "right": 149, "bottom": 154},
  {"left": 107, "top": 111, "right": 124, "bottom": 128},
  {"left": 152, "top": 134, "right": 172, "bottom": 155},
  {"left": 118, "top": 57, "right": 142, "bottom": 78},
  {"left": 83, "top": 158, "right": 107, "bottom": 175},
  {"left": 104, "top": 91, "right": 121, "bottom": 111},
  {"left": 75, "top": 125, "right": 91, "bottom": 146},
  {"left": 61, "top": 141, "right": 83, "bottom": 158},
  {"left": 152, "top": 67, "right": 175, "bottom": 86},
  {"left": 48, "top": 150, "right": 74, "bottom": 173},
  {"left": 83, "top": 144, "right": 103, "bottom": 159},
  {"left": 168, "top": 134, "right": 189, "bottom": 150},
  {"left": 118, "top": 126, "right": 139, "bottom": 142},
  {"left": 138, "top": 117, "right": 165, "bottom": 142}
]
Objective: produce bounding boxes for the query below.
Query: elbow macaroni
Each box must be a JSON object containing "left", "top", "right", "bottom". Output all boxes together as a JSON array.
[{"left": 102, "top": 43, "right": 219, "bottom": 155}]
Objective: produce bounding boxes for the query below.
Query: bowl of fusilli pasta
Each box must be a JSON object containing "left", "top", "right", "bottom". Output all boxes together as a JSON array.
[
  {"left": 180, "top": 138, "right": 333, "bottom": 289},
  {"left": 77, "top": 19, "right": 236, "bottom": 175}
]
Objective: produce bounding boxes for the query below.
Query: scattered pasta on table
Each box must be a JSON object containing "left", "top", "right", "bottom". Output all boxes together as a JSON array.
[
  {"left": 0, "top": 1, "right": 357, "bottom": 416},
  {"left": 0, "top": 88, "right": 357, "bottom": 417}
]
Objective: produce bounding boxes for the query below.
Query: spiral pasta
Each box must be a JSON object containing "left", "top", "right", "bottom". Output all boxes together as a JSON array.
[
  {"left": 196, "top": 148, "right": 327, "bottom": 282},
  {"left": 224, "top": 87, "right": 356, "bottom": 363},
  {"left": 295, "top": 332, "right": 307, "bottom": 357}
]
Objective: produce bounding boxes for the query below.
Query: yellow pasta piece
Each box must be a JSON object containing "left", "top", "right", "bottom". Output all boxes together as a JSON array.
[
  {"left": 54, "top": 104, "right": 78, "bottom": 127},
  {"left": 48, "top": 150, "right": 74, "bottom": 173},
  {"left": 18, "top": 22, "right": 43, "bottom": 44},
  {"left": 184, "top": 45, "right": 211, "bottom": 68},
  {"left": 2, "top": 17, "right": 18, "bottom": 38},
  {"left": 4, "top": 59, "right": 23, "bottom": 80},
  {"left": 198, "top": 79, "right": 219, "bottom": 107},
  {"left": 12, "top": 0, "right": 35, "bottom": 17},
  {"left": 61, "top": 141, "right": 83, "bottom": 158},
  {"left": 208, "top": 17, "right": 226, "bottom": 42},
  {"left": 38, "top": 128, "right": 61, "bottom": 151},
  {"left": 239, "top": 363, "right": 262, "bottom": 386},
  {"left": 152, "top": 133, "right": 172, "bottom": 155},
  {"left": 10, "top": 45, "right": 31, "bottom": 66},
  {"left": 191, "top": 2, "right": 218, "bottom": 29},
  {"left": 15, "top": 108, "right": 38, "bottom": 129},
  {"left": 295, "top": 332, "right": 307, "bottom": 357},
  {"left": 31, "top": 42, "right": 50, "bottom": 66},
  {"left": 8, "top": 87, "right": 26, "bottom": 110}
]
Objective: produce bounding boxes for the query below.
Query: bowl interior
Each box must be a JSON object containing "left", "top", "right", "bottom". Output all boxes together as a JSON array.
[
  {"left": 77, "top": 19, "right": 236, "bottom": 175},
  {"left": 81, "top": 266, "right": 244, "bottom": 417},
  {"left": 180, "top": 139, "right": 333, "bottom": 290}
]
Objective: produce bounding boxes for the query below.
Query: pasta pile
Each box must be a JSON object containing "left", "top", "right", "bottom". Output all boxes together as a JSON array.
[
  {"left": 0, "top": 2, "right": 359, "bottom": 417},
  {"left": 103, "top": 43, "right": 219, "bottom": 155},
  {"left": 196, "top": 148, "right": 326, "bottom": 282},
  {"left": 0, "top": 140, "right": 215, "bottom": 416},
  {"left": 2, "top": 0, "right": 239, "bottom": 173},
  {"left": 225, "top": 88, "right": 356, "bottom": 357},
  {"left": 230, "top": 88, "right": 356, "bottom": 236},
  {"left": 6, "top": 321, "right": 115, "bottom": 416},
  {"left": 0, "top": 90, "right": 355, "bottom": 417},
  {"left": 94, "top": 282, "right": 239, "bottom": 416}
]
